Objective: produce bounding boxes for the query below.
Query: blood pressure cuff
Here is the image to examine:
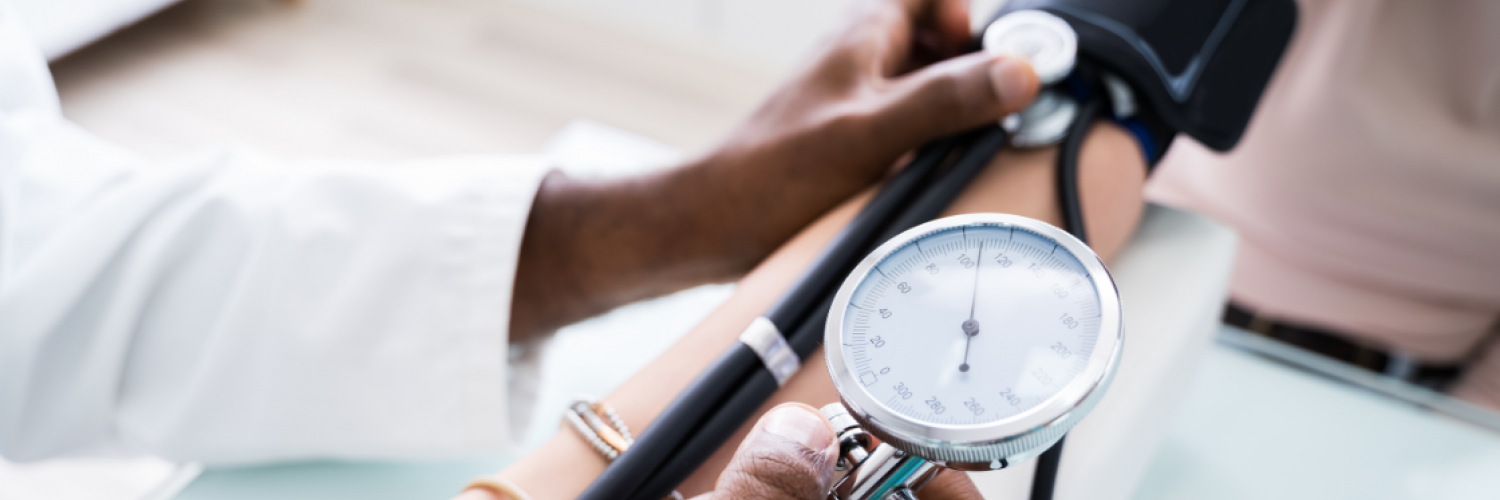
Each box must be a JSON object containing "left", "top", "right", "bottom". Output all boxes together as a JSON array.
[{"left": 990, "top": 0, "right": 1297, "bottom": 160}]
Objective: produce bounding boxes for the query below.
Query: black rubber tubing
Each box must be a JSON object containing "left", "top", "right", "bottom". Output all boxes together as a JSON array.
[
  {"left": 638, "top": 98, "right": 1104, "bottom": 499},
  {"left": 626, "top": 126, "right": 1011, "bottom": 500},
  {"left": 1029, "top": 437, "right": 1066, "bottom": 500},
  {"left": 577, "top": 136, "right": 965, "bottom": 500},
  {"left": 597, "top": 98, "right": 1097, "bottom": 500},
  {"left": 1055, "top": 98, "right": 1100, "bottom": 247},
  {"left": 1030, "top": 96, "right": 1103, "bottom": 500},
  {"left": 761, "top": 134, "right": 966, "bottom": 331}
]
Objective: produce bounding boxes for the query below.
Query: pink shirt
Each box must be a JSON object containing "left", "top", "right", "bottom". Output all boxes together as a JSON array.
[{"left": 1145, "top": 0, "right": 1500, "bottom": 406}]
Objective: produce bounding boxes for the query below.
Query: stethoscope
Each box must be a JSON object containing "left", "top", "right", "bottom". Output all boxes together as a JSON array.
[
  {"left": 579, "top": 10, "right": 1131, "bottom": 500},
  {"left": 818, "top": 12, "right": 1126, "bottom": 500}
]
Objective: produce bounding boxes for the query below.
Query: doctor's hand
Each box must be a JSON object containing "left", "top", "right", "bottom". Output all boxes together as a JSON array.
[
  {"left": 697, "top": 404, "right": 983, "bottom": 500},
  {"left": 712, "top": 0, "right": 1039, "bottom": 194},
  {"left": 513, "top": 0, "right": 1038, "bottom": 341}
]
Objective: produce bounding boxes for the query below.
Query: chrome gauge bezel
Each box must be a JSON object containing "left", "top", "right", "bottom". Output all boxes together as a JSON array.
[{"left": 824, "top": 213, "right": 1124, "bottom": 469}]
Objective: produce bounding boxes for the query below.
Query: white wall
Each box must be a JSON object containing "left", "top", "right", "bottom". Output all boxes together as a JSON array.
[{"left": 508, "top": 0, "right": 861, "bottom": 70}]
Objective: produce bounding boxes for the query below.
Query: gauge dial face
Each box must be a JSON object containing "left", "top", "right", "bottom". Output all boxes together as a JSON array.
[{"left": 838, "top": 222, "right": 1102, "bottom": 426}]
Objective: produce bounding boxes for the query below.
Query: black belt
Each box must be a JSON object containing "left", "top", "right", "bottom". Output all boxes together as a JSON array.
[{"left": 1223, "top": 303, "right": 1463, "bottom": 391}]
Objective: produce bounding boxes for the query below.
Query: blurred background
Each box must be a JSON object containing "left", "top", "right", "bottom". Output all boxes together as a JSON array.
[
  {"left": 33, "top": 0, "right": 800, "bottom": 160},
  {"left": 3, "top": 1, "right": 1499, "bottom": 500}
]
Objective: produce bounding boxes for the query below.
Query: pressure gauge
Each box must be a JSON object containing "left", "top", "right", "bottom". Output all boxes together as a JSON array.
[{"left": 822, "top": 214, "right": 1122, "bottom": 499}]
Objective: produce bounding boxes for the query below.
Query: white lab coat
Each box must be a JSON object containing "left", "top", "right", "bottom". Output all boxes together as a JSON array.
[{"left": 0, "top": 7, "right": 548, "bottom": 464}]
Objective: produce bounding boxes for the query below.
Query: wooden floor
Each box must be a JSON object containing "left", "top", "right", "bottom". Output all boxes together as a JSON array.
[{"left": 49, "top": 0, "right": 784, "bottom": 162}]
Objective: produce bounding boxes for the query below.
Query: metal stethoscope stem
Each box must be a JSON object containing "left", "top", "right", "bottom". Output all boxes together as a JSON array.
[{"left": 823, "top": 404, "right": 940, "bottom": 500}]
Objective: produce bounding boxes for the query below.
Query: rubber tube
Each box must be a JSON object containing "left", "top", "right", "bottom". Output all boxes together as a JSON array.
[
  {"left": 625, "top": 126, "right": 1010, "bottom": 500},
  {"left": 1055, "top": 98, "right": 1101, "bottom": 245},
  {"left": 1029, "top": 438, "right": 1066, "bottom": 500},
  {"left": 1029, "top": 97, "right": 1102, "bottom": 500},
  {"left": 578, "top": 137, "right": 963, "bottom": 500}
]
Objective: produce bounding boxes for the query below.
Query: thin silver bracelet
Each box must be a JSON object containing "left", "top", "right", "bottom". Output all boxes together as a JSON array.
[
  {"left": 564, "top": 407, "right": 619, "bottom": 460},
  {"left": 597, "top": 403, "right": 634, "bottom": 443},
  {"left": 563, "top": 396, "right": 683, "bottom": 500}
]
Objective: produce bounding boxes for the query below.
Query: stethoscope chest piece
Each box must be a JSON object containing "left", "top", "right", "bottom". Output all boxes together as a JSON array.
[
  {"left": 984, "top": 10, "right": 1082, "bottom": 149},
  {"left": 983, "top": 10, "right": 1077, "bottom": 85}
]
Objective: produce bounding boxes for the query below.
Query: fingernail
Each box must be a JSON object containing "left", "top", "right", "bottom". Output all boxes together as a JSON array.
[
  {"left": 990, "top": 58, "right": 1037, "bottom": 109},
  {"left": 762, "top": 404, "right": 834, "bottom": 452}
]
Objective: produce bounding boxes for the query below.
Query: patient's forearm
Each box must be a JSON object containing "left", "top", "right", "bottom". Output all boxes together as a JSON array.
[{"left": 495, "top": 122, "right": 1147, "bottom": 498}]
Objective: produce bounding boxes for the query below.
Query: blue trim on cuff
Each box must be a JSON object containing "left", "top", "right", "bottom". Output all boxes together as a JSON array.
[{"left": 1114, "top": 117, "right": 1157, "bottom": 164}]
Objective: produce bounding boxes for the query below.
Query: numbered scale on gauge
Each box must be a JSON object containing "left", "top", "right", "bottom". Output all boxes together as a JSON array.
[
  {"left": 843, "top": 217, "right": 1101, "bottom": 423},
  {"left": 823, "top": 213, "right": 1122, "bottom": 500}
]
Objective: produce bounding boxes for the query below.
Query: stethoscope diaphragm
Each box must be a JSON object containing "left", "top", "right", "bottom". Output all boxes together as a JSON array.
[
  {"left": 1002, "top": 88, "right": 1078, "bottom": 147},
  {"left": 982, "top": 10, "right": 1077, "bottom": 85},
  {"left": 983, "top": 10, "right": 1081, "bottom": 148}
]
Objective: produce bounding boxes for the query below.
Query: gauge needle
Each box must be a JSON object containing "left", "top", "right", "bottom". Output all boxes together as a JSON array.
[{"left": 960, "top": 243, "right": 983, "bottom": 372}]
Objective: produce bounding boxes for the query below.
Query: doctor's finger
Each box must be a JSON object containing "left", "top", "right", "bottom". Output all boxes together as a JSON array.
[
  {"left": 867, "top": 52, "right": 1038, "bottom": 149},
  {"left": 833, "top": 0, "right": 972, "bottom": 72},
  {"left": 698, "top": 404, "right": 838, "bottom": 500}
]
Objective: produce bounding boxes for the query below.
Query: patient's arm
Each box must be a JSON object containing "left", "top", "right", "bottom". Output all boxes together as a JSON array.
[
  {"left": 477, "top": 120, "right": 1147, "bottom": 500},
  {"left": 507, "top": 0, "right": 1039, "bottom": 342}
]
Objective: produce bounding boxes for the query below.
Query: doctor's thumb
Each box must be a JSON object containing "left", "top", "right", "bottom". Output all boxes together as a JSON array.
[
  {"left": 872, "top": 54, "right": 1039, "bottom": 148},
  {"left": 698, "top": 403, "right": 838, "bottom": 500}
]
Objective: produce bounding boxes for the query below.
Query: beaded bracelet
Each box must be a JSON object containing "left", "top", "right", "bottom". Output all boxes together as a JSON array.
[
  {"left": 564, "top": 396, "right": 684, "bottom": 500},
  {"left": 565, "top": 398, "right": 632, "bottom": 459}
]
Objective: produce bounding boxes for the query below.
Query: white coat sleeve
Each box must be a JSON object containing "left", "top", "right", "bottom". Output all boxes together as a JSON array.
[{"left": 0, "top": 7, "right": 550, "bottom": 465}]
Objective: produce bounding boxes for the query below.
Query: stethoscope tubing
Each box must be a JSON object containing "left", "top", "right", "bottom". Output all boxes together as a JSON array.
[
  {"left": 625, "top": 126, "right": 1011, "bottom": 500},
  {"left": 586, "top": 85, "right": 1103, "bottom": 500},
  {"left": 578, "top": 135, "right": 965, "bottom": 500}
]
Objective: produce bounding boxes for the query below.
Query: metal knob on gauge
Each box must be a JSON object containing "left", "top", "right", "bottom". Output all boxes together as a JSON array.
[{"left": 822, "top": 214, "right": 1123, "bottom": 500}]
